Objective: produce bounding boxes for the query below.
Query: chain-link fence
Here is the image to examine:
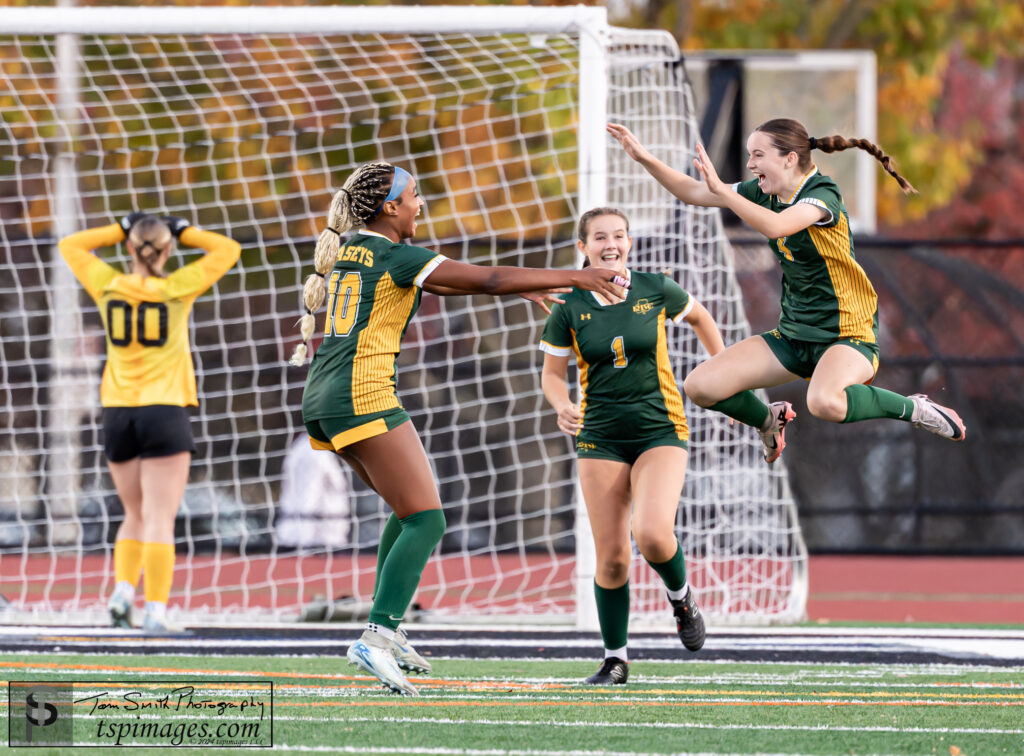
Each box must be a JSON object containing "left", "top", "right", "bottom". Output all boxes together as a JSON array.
[{"left": 732, "top": 237, "right": 1024, "bottom": 554}]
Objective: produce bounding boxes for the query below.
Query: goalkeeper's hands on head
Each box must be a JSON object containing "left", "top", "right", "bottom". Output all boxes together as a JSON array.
[
  {"left": 118, "top": 211, "right": 147, "bottom": 237},
  {"left": 162, "top": 216, "right": 192, "bottom": 239}
]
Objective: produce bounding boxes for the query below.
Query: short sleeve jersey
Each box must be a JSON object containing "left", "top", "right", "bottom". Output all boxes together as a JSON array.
[
  {"left": 735, "top": 168, "right": 878, "bottom": 344},
  {"left": 302, "top": 231, "right": 444, "bottom": 421},
  {"left": 539, "top": 270, "right": 693, "bottom": 440},
  {"left": 59, "top": 224, "right": 241, "bottom": 407}
]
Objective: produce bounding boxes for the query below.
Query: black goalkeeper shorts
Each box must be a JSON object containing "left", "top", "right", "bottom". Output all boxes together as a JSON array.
[{"left": 102, "top": 405, "right": 196, "bottom": 463}]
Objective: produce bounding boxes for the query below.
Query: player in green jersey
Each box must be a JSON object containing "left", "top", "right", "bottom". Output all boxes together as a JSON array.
[
  {"left": 608, "top": 119, "right": 966, "bottom": 464},
  {"left": 290, "top": 162, "right": 629, "bottom": 695},
  {"left": 540, "top": 208, "right": 726, "bottom": 685}
]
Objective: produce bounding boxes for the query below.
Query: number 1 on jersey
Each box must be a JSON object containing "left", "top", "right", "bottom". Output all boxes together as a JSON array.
[
  {"left": 325, "top": 270, "right": 362, "bottom": 337},
  {"left": 610, "top": 335, "right": 628, "bottom": 368}
]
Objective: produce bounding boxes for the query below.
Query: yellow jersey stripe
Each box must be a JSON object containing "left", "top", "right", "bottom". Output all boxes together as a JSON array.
[
  {"left": 352, "top": 272, "right": 416, "bottom": 415},
  {"left": 655, "top": 309, "right": 689, "bottom": 440},
  {"left": 570, "top": 328, "right": 589, "bottom": 435},
  {"left": 808, "top": 213, "right": 877, "bottom": 342}
]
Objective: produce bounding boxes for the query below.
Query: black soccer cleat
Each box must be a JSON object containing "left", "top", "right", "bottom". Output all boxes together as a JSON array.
[
  {"left": 584, "top": 657, "right": 629, "bottom": 685},
  {"left": 671, "top": 590, "right": 706, "bottom": 652}
]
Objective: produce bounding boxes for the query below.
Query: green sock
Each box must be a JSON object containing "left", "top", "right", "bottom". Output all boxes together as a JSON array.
[
  {"left": 372, "top": 513, "right": 403, "bottom": 602},
  {"left": 368, "top": 509, "right": 446, "bottom": 630},
  {"left": 843, "top": 384, "right": 915, "bottom": 423},
  {"left": 645, "top": 542, "right": 686, "bottom": 592},
  {"left": 709, "top": 391, "right": 771, "bottom": 429},
  {"left": 594, "top": 580, "right": 630, "bottom": 650}
]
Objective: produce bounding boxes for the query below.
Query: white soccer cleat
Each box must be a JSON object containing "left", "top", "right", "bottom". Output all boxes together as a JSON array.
[
  {"left": 909, "top": 394, "right": 966, "bottom": 441},
  {"left": 757, "top": 401, "right": 796, "bottom": 464},
  {"left": 141, "top": 613, "right": 184, "bottom": 634},
  {"left": 392, "top": 628, "right": 431, "bottom": 674},
  {"left": 108, "top": 592, "right": 133, "bottom": 629},
  {"left": 347, "top": 630, "right": 419, "bottom": 696}
]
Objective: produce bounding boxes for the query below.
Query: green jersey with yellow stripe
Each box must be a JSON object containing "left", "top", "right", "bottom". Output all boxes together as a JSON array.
[
  {"left": 539, "top": 270, "right": 692, "bottom": 441},
  {"left": 735, "top": 168, "right": 879, "bottom": 344},
  {"left": 302, "top": 231, "right": 444, "bottom": 422}
]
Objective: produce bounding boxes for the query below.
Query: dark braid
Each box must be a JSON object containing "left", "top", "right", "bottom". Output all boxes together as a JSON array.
[
  {"left": 812, "top": 134, "right": 917, "bottom": 194},
  {"left": 755, "top": 118, "right": 917, "bottom": 195},
  {"left": 289, "top": 162, "right": 403, "bottom": 366}
]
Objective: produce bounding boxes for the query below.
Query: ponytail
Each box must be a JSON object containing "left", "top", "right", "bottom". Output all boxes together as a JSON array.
[
  {"left": 127, "top": 215, "right": 172, "bottom": 279},
  {"left": 755, "top": 118, "right": 917, "bottom": 195},
  {"left": 811, "top": 134, "right": 917, "bottom": 195}
]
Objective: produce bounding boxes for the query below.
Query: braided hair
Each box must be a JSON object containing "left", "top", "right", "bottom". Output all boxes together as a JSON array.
[
  {"left": 289, "top": 162, "right": 399, "bottom": 366},
  {"left": 127, "top": 215, "right": 172, "bottom": 278},
  {"left": 754, "top": 118, "right": 917, "bottom": 195}
]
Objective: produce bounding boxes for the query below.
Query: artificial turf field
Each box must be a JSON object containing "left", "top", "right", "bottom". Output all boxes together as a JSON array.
[{"left": 4, "top": 632, "right": 1023, "bottom": 755}]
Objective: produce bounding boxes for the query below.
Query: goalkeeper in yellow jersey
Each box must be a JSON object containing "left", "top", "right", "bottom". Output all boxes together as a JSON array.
[{"left": 59, "top": 214, "right": 241, "bottom": 632}]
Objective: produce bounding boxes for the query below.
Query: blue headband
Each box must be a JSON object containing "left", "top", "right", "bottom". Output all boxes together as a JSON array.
[{"left": 373, "top": 166, "right": 412, "bottom": 217}]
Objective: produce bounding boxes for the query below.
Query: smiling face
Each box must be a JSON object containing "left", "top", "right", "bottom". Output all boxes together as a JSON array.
[
  {"left": 391, "top": 175, "right": 423, "bottom": 236},
  {"left": 745, "top": 129, "right": 800, "bottom": 197},
  {"left": 578, "top": 213, "right": 631, "bottom": 274}
]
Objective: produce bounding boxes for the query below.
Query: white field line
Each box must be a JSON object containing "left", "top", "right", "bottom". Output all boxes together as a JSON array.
[
  {"left": 6, "top": 665, "right": 1023, "bottom": 689},
  {"left": 249, "top": 747, "right": 811, "bottom": 756},
  {"left": 5, "top": 625, "right": 1024, "bottom": 639},
  {"left": 11, "top": 650, "right": 1024, "bottom": 673},
  {"left": 69, "top": 693, "right": 1019, "bottom": 706},
  {"left": 301, "top": 691, "right": 1024, "bottom": 705},
  {"left": 82, "top": 710, "right": 1024, "bottom": 731},
  {"left": 328, "top": 715, "right": 1024, "bottom": 736}
]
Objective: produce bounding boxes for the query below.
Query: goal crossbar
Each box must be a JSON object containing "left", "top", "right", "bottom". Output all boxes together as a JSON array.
[{"left": 2, "top": 5, "right": 609, "bottom": 36}]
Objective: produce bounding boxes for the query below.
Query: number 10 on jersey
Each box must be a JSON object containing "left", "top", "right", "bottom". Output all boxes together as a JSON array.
[{"left": 324, "top": 270, "right": 361, "bottom": 337}]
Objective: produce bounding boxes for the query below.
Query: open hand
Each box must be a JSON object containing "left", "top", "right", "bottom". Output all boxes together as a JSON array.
[
  {"left": 519, "top": 289, "right": 570, "bottom": 315},
  {"left": 693, "top": 142, "right": 726, "bottom": 195},
  {"left": 607, "top": 123, "right": 653, "bottom": 164}
]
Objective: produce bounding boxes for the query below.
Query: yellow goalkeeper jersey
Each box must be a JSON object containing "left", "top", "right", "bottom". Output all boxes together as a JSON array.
[{"left": 59, "top": 223, "right": 241, "bottom": 408}]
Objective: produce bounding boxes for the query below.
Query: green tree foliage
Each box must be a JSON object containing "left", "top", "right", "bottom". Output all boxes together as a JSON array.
[{"left": 617, "top": 0, "right": 1024, "bottom": 228}]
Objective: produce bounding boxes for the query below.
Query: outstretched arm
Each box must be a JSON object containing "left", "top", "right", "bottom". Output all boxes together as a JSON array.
[
  {"left": 607, "top": 123, "right": 723, "bottom": 207},
  {"left": 422, "top": 280, "right": 568, "bottom": 314},
  {"left": 428, "top": 258, "right": 627, "bottom": 302},
  {"left": 541, "top": 353, "right": 582, "bottom": 436}
]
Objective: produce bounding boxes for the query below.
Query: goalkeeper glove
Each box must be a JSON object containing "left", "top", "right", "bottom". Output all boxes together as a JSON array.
[
  {"left": 118, "top": 211, "right": 148, "bottom": 236},
  {"left": 162, "top": 216, "right": 192, "bottom": 239}
]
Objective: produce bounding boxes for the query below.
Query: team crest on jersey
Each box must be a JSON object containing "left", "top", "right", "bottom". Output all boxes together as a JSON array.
[{"left": 632, "top": 298, "right": 653, "bottom": 315}]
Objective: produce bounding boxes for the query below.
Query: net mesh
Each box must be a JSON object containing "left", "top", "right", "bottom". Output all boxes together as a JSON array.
[{"left": 0, "top": 21, "right": 805, "bottom": 625}]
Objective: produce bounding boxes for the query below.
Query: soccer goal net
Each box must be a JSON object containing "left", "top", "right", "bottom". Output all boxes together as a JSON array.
[{"left": 0, "top": 6, "right": 806, "bottom": 627}]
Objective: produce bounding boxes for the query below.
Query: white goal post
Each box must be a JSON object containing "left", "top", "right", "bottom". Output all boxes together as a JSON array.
[{"left": 0, "top": 5, "right": 807, "bottom": 627}]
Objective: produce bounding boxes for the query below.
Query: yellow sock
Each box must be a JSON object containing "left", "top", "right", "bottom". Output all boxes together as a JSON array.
[
  {"left": 142, "top": 542, "right": 176, "bottom": 603},
  {"left": 113, "top": 539, "right": 144, "bottom": 586}
]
